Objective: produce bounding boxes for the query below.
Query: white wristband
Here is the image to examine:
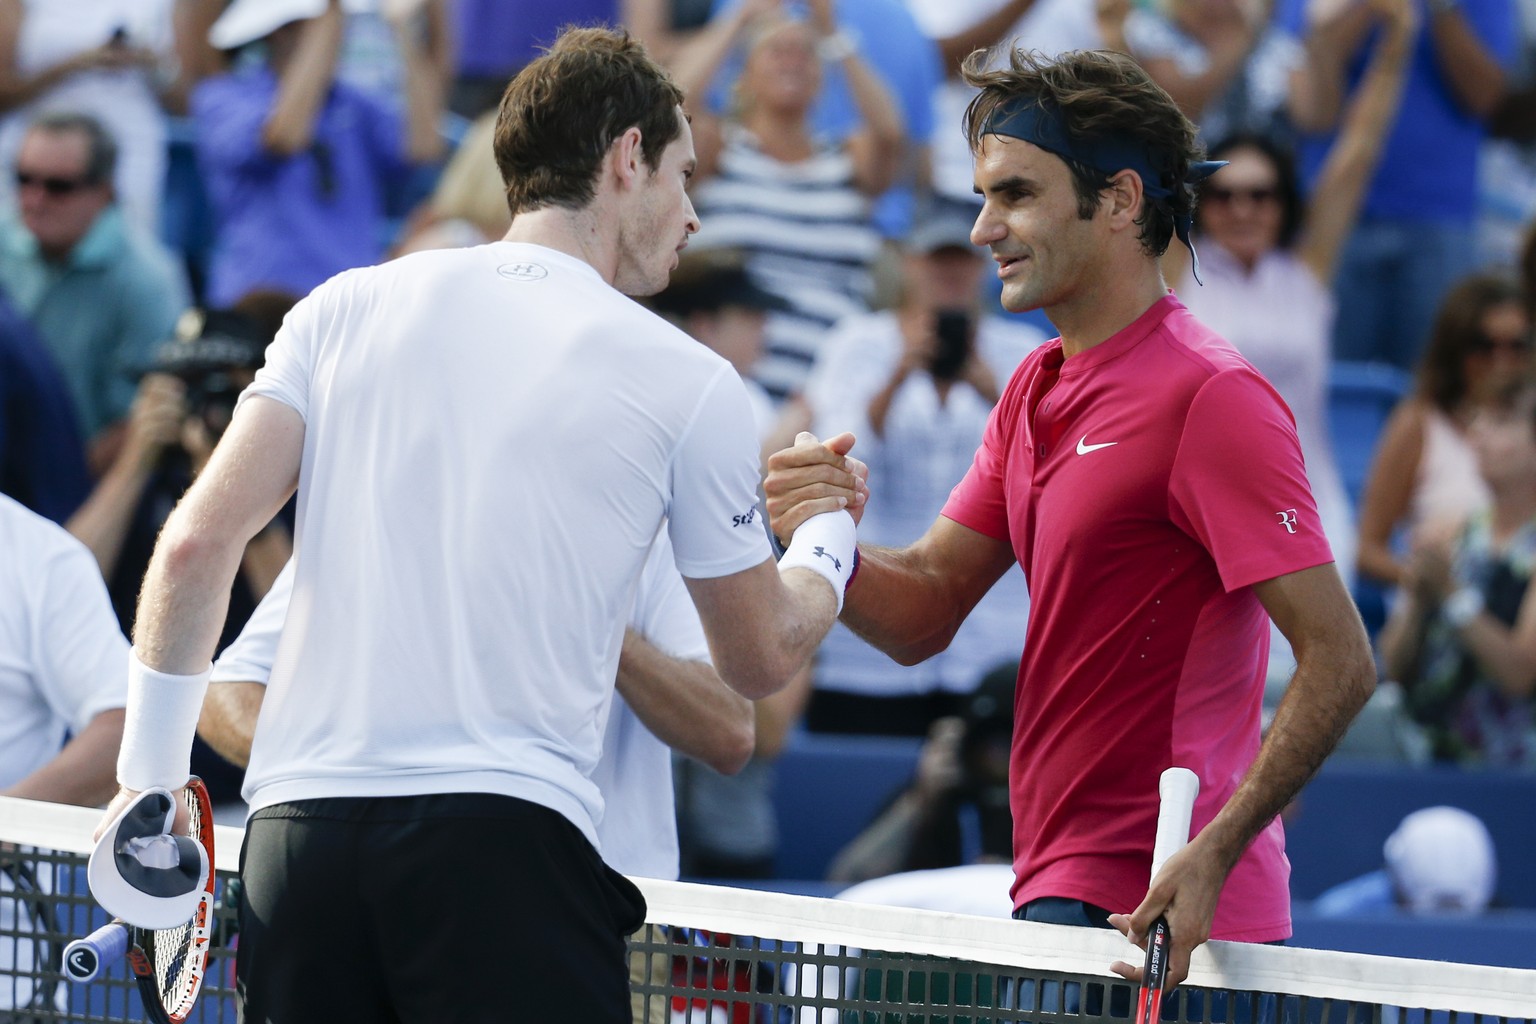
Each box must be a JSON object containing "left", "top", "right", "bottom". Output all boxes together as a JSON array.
[
  {"left": 778, "top": 509, "right": 858, "bottom": 613},
  {"left": 117, "top": 651, "right": 212, "bottom": 793}
]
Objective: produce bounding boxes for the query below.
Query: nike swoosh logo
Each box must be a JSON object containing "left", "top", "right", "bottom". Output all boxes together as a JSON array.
[{"left": 1076, "top": 436, "right": 1118, "bottom": 455}]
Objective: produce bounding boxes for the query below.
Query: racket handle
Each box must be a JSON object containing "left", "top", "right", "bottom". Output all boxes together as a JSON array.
[
  {"left": 63, "top": 921, "right": 129, "bottom": 983},
  {"left": 1150, "top": 767, "right": 1199, "bottom": 882}
]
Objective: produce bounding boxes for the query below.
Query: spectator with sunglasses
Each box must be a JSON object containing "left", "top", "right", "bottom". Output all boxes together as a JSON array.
[
  {"left": 1168, "top": 0, "right": 1414, "bottom": 683},
  {"left": 1357, "top": 274, "right": 1532, "bottom": 591},
  {"left": 188, "top": 0, "right": 444, "bottom": 309},
  {"left": 0, "top": 110, "right": 188, "bottom": 474}
]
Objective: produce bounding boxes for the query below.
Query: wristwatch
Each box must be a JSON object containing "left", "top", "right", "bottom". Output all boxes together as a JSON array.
[{"left": 1442, "top": 586, "right": 1484, "bottom": 628}]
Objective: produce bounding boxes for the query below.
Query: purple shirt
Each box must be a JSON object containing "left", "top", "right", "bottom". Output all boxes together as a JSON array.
[
  {"left": 455, "top": 0, "right": 619, "bottom": 77},
  {"left": 192, "top": 68, "right": 408, "bottom": 308}
]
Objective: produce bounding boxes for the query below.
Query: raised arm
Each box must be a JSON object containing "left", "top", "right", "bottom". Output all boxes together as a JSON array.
[
  {"left": 1425, "top": 0, "right": 1508, "bottom": 119},
  {"left": 665, "top": 0, "right": 775, "bottom": 180},
  {"left": 388, "top": 0, "right": 449, "bottom": 165},
  {"left": 1111, "top": 562, "right": 1374, "bottom": 989},
  {"left": 0, "top": 0, "right": 156, "bottom": 113},
  {"left": 261, "top": 1, "right": 345, "bottom": 156},
  {"left": 1296, "top": 0, "right": 1416, "bottom": 283},
  {"left": 932, "top": 0, "right": 1036, "bottom": 76},
  {"left": 1132, "top": 2, "right": 1268, "bottom": 123},
  {"left": 808, "top": 0, "right": 904, "bottom": 196}
]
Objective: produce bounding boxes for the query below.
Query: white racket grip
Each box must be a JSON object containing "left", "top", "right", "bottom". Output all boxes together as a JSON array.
[{"left": 1150, "top": 767, "right": 1199, "bottom": 883}]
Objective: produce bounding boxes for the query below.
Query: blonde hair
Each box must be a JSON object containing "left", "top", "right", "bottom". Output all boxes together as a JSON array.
[{"left": 429, "top": 112, "right": 512, "bottom": 238}]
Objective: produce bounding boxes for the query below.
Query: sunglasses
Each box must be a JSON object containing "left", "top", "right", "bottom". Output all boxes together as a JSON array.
[
  {"left": 1470, "top": 336, "right": 1534, "bottom": 355},
  {"left": 15, "top": 170, "right": 96, "bottom": 197},
  {"left": 1204, "top": 185, "right": 1280, "bottom": 206}
]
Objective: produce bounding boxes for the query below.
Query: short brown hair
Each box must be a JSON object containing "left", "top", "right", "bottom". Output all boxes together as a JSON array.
[
  {"left": 962, "top": 49, "right": 1201, "bottom": 257},
  {"left": 493, "top": 27, "right": 684, "bottom": 217}
]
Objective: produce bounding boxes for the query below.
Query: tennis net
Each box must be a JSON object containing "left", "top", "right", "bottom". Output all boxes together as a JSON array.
[{"left": 3, "top": 796, "right": 1532, "bottom": 1023}]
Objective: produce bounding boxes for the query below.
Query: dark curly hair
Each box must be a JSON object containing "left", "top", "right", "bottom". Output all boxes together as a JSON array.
[
  {"left": 1416, "top": 273, "right": 1527, "bottom": 414},
  {"left": 493, "top": 26, "right": 684, "bottom": 217},
  {"left": 961, "top": 48, "right": 1202, "bottom": 258}
]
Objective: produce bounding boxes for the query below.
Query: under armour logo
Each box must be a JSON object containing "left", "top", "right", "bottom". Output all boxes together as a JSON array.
[
  {"left": 1275, "top": 509, "right": 1298, "bottom": 534},
  {"left": 813, "top": 546, "right": 842, "bottom": 571}
]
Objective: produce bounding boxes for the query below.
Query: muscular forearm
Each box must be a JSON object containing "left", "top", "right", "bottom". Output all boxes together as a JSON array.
[
  {"left": 840, "top": 543, "right": 968, "bottom": 665},
  {"left": 616, "top": 629, "right": 754, "bottom": 774},
  {"left": 262, "top": 5, "right": 344, "bottom": 156},
  {"left": 2, "top": 710, "right": 125, "bottom": 807},
  {"left": 1199, "top": 632, "right": 1374, "bottom": 872},
  {"left": 134, "top": 513, "right": 246, "bottom": 673}
]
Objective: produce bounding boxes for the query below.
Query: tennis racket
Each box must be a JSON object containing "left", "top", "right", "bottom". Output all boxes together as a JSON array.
[
  {"left": 62, "top": 777, "right": 215, "bottom": 1024},
  {"left": 1134, "top": 767, "right": 1199, "bottom": 1024}
]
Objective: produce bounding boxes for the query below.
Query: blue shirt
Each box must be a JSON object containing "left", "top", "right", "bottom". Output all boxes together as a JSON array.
[
  {"left": 0, "top": 288, "right": 89, "bottom": 523},
  {"left": 0, "top": 207, "right": 187, "bottom": 438},
  {"left": 1288, "top": 0, "right": 1517, "bottom": 222},
  {"left": 454, "top": 0, "right": 619, "bottom": 77},
  {"left": 193, "top": 67, "right": 410, "bottom": 308}
]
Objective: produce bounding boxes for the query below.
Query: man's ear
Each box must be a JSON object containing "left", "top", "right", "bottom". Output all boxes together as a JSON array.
[
  {"left": 610, "top": 126, "right": 645, "bottom": 191},
  {"left": 1104, "top": 169, "right": 1144, "bottom": 232}
]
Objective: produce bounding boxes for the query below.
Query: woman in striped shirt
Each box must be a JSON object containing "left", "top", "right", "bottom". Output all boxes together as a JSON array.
[{"left": 671, "top": 0, "right": 905, "bottom": 401}]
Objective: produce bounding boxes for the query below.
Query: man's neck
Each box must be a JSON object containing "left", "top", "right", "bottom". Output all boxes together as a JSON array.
[
  {"left": 1049, "top": 261, "right": 1168, "bottom": 358},
  {"left": 501, "top": 204, "right": 619, "bottom": 286}
]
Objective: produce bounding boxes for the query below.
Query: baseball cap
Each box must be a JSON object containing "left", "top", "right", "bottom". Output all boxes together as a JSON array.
[
  {"left": 1383, "top": 806, "right": 1496, "bottom": 914},
  {"left": 907, "top": 203, "right": 982, "bottom": 256},
  {"left": 209, "top": 0, "right": 327, "bottom": 50}
]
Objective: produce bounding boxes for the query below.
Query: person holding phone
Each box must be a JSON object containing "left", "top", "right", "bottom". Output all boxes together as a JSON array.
[{"left": 798, "top": 203, "right": 1045, "bottom": 736}]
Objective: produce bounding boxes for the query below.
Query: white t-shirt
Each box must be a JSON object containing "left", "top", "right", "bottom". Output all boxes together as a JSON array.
[
  {"left": 0, "top": 493, "right": 128, "bottom": 790},
  {"left": 215, "top": 534, "right": 709, "bottom": 880},
  {"left": 235, "top": 242, "right": 769, "bottom": 844}
]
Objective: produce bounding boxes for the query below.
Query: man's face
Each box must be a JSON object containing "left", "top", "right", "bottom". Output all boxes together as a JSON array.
[
  {"left": 971, "top": 135, "right": 1104, "bottom": 315},
  {"left": 614, "top": 109, "right": 700, "bottom": 298},
  {"left": 16, "top": 128, "right": 111, "bottom": 259}
]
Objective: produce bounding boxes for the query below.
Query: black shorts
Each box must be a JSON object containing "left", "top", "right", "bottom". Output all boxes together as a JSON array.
[{"left": 237, "top": 793, "right": 645, "bottom": 1023}]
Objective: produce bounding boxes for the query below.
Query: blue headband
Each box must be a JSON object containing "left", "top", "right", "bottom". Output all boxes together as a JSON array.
[{"left": 982, "top": 97, "right": 1224, "bottom": 283}]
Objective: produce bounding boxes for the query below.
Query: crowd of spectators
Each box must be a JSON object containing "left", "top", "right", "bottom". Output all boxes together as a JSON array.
[{"left": 2, "top": 0, "right": 1536, "bottom": 890}]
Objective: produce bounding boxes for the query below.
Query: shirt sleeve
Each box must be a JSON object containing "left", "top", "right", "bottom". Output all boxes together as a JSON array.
[
  {"left": 939, "top": 363, "right": 1029, "bottom": 544},
  {"left": 34, "top": 538, "right": 129, "bottom": 730},
  {"left": 238, "top": 283, "right": 322, "bottom": 420},
  {"left": 630, "top": 535, "right": 711, "bottom": 664},
  {"left": 1168, "top": 368, "right": 1335, "bottom": 591},
  {"left": 666, "top": 365, "right": 773, "bottom": 579},
  {"left": 210, "top": 559, "right": 295, "bottom": 685}
]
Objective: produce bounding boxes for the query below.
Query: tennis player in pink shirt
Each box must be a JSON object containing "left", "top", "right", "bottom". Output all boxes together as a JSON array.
[{"left": 764, "top": 48, "right": 1375, "bottom": 987}]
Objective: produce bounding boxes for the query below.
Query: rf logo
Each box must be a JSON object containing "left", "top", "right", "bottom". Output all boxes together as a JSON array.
[{"left": 1275, "top": 509, "right": 1298, "bottom": 534}]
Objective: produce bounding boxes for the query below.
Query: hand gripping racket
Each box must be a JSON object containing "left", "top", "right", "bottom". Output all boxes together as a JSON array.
[
  {"left": 1135, "top": 767, "right": 1199, "bottom": 1024},
  {"left": 63, "top": 778, "right": 216, "bottom": 1024}
]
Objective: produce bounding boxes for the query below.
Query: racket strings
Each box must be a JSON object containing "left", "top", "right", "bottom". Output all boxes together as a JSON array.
[{"left": 145, "top": 786, "right": 212, "bottom": 1016}]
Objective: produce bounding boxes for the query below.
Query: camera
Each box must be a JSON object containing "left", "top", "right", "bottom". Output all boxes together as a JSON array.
[
  {"left": 148, "top": 309, "right": 268, "bottom": 441},
  {"left": 930, "top": 310, "right": 972, "bottom": 381}
]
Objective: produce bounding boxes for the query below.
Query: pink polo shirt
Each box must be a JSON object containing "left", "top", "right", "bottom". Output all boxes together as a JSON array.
[{"left": 942, "top": 295, "right": 1333, "bottom": 942}]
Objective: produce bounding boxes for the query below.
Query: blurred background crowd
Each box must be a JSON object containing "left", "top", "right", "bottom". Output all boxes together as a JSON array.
[{"left": 3, "top": 0, "right": 1536, "bottom": 913}]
